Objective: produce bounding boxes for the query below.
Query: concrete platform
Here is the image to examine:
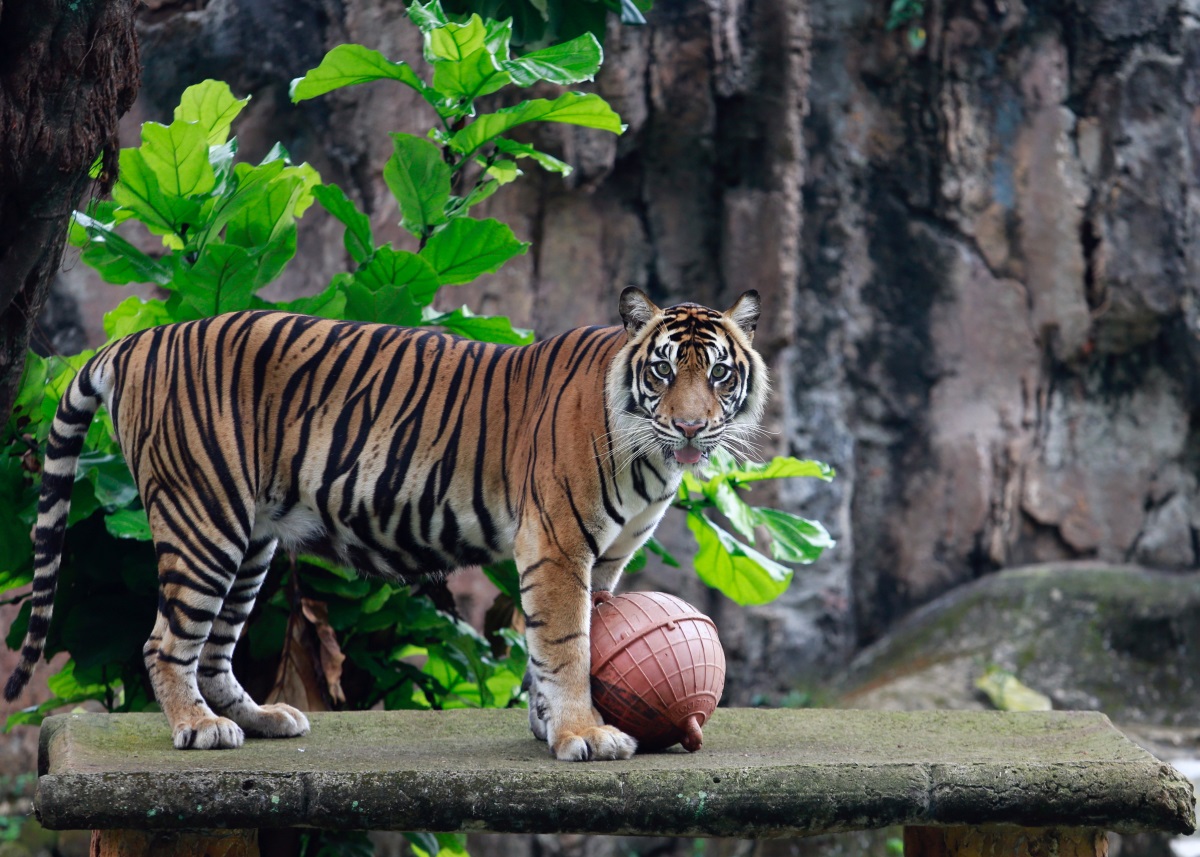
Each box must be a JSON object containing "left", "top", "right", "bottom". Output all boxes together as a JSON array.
[{"left": 35, "top": 708, "right": 1195, "bottom": 838}]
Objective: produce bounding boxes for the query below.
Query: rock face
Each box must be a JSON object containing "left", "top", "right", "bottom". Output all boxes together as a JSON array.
[
  {"left": 839, "top": 563, "right": 1200, "bottom": 728},
  {"left": 801, "top": 0, "right": 1200, "bottom": 653},
  {"left": 37, "top": 0, "right": 1200, "bottom": 696}
]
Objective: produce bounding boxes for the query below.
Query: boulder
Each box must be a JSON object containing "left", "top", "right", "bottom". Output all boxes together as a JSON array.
[{"left": 837, "top": 563, "right": 1200, "bottom": 728}]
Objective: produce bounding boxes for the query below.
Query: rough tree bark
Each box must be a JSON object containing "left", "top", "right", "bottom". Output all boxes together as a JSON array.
[{"left": 0, "top": 0, "right": 140, "bottom": 422}]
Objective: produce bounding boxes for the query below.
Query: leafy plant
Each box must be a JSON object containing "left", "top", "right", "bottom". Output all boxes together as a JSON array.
[
  {"left": 1, "top": 0, "right": 833, "bottom": 744},
  {"left": 443, "top": 0, "right": 651, "bottom": 48},
  {"left": 885, "top": 0, "right": 926, "bottom": 51},
  {"left": 677, "top": 451, "right": 835, "bottom": 604}
]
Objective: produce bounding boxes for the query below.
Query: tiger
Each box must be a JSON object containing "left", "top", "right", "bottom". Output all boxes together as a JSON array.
[{"left": 4, "top": 287, "right": 767, "bottom": 761}]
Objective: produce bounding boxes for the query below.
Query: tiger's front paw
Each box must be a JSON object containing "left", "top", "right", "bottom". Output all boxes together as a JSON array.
[
  {"left": 241, "top": 703, "right": 311, "bottom": 739},
  {"left": 552, "top": 724, "right": 637, "bottom": 762},
  {"left": 173, "top": 715, "right": 244, "bottom": 750}
]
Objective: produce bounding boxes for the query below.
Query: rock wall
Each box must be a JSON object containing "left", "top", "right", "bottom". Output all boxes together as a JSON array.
[
  {"left": 800, "top": 0, "right": 1200, "bottom": 650},
  {"left": 39, "top": 0, "right": 1200, "bottom": 698}
]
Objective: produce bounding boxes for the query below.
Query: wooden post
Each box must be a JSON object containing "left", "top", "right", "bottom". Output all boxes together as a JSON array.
[
  {"left": 904, "top": 826, "right": 1108, "bottom": 856},
  {"left": 90, "top": 829, "right": 259, "bottom": 857}
]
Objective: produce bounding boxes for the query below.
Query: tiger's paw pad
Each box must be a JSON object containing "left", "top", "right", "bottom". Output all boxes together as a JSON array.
[
  {"left": 553, "top": 725, "right": 637, "bottom": 762},
  {"left": 173, "top": 716, "right": 244, "bottom": 750},
  {"left": 242, "top": 703, "right": 311, "bottom": 739}
]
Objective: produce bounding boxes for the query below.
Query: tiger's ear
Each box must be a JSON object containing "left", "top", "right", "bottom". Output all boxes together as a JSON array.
[
  {"left": 725, "top": 290, "right": 761, "bottom": 341},
  {"left": 619, "top": 287, "right": 660, "bottom": 338}
]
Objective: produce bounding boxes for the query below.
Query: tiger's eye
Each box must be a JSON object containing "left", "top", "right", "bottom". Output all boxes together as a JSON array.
[
  {"left": 653, "top": 361, "right": 672, "bottom": 378},
  {"left": 710, "top": 364, "right": 730, "bottom": 381}
]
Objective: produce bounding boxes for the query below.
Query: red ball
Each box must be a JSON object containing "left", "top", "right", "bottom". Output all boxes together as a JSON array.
[{"left": 589, "top": 590, "right": 726, "bottom": 752}]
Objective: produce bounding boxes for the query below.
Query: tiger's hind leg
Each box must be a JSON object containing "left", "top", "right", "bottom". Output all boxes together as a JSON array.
[
  {"left": 144, "top": 562, "right": 244, "bottom": 748},
  {"left": 142, "top": 503, "right": 256, "bottom": 750},
  {"left": 196, "top": 535, "right": 309, "bottom": 740}
]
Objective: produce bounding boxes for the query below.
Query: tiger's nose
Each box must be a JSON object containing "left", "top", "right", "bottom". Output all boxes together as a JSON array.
[{"left": 673, "top": 419, "right": 706, "bottom": 438}]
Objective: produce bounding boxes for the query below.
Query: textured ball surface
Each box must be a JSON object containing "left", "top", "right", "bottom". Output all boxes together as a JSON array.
[{"left": 589, "top": 591, "right": 726, "bottom": 752}]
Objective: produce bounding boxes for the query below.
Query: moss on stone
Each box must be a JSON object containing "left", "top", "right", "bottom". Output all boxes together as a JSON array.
[{"left": 34, "top": 708, "right": 1195, "bottom": 837}]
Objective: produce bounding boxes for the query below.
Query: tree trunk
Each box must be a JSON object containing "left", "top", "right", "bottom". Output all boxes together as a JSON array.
[{"left": 0, "top": 0, "right": 140, "bottom": 422}]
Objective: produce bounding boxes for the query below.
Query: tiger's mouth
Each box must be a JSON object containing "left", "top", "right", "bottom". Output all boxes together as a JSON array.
[{"left": 669, "top": 443, "right": 708, "bottom": 466}]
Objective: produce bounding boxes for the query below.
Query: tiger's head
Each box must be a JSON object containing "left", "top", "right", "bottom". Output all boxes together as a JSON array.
[{"left": 606, "top": 287, "right": 769, "bottom": 471}]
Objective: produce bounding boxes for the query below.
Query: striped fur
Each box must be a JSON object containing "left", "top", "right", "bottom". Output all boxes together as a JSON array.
[{"left": 4, "top": 288, "right": 766, "bottom": 760}]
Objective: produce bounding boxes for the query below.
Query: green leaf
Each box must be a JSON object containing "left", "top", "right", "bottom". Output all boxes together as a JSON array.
[
  {"left": 618, "top": 0, "right": 650, "bottom": 25},
  {"left": 425, "top": 306, "right": 533, "bottom": 345},
  {"left": 76, "top": 451, "right": 139, "bottom": 509},
  {"left": 712, "top": 480, "right": 758, "bottom": 542},
  {"left": 686, "top": 511, "right": 792, "bottom": 605},
  {"left": 66, "top": 479, "right": 101, "bottom": 528},
  {"left": 432, "top": 47, "right": 511, "bottom": 106},
  {"left": 47, "top": 659, "right": 111, "bottom": 700},
  {"left": 111, "top": 149, "right": 191, "bottom": 235},
  {"left": 196, "top": 158, "right": 277, "bottom": 231},
  {"left": 103, "top": 296, "right": 173, "bottom": 341},
  {"left": 290, "top": 44, "right": 427, "bottom": 102},
  {"left": 484, "top": 160, "right": 520, "bottom": 185},
  {"left": 361, "top": 583, "right": 395, "bottom": 615},
  {"left": 384, "top": 134, "right": 452, "bottom": 238},
  {"left": 493, "top": 138, "right": 572, "bottom": 175},
  {"left": 278, "top": 280, "right": 349, "bottom": 319},
  {"left": 312, "top": 184, "right": 374, "bottom": 265},
  {"left": 428, "top": 15, "right": 487, "bottom": 62},
  {"left": 342, "top": 249, "right": 434, "bottom": 325},
  {"left": 208, "top": 137, "right": 238, "bottom": 182},
  {"left": 450, "top": 92, "right": 625, "bottom": 159},
  {"left": 175, "top": 244, "right": 261, "bottom": 315},
  {"left": 5, "top": 601, "right": 30, "bottom": 651},
  {"left": 11, "top": 351, "right": 48, "bottom": 424},
  {"left": 406, "top": 833, "right": 442, "bottom": 857},
  {"left": 359, "top": 247, "right": 440, "bottom": 306},
  {"left": 74, "top": 212, "right": 172, "bottom": 287},
  {"left": 224, "top": 174, "right": 301, "bottom": 249},
  {"left": 419, "top": 217, "right": 528, "bottom": 286},
  {"left": 0, "top": 455, "right": 34, "bottom": 580},
  {"left": 720, "top": 456, "right": 836, "bottom": 484},
  {"left": 503, "top": 32, "right": 603, "bottom": 86},
  {"left": 141, "top": 120, "right": 217, "bottom": 198},
  {"left": 104, "top": 508, "right": 152, "bottom": 541},
  {"left": 481, "top": 560, "right": 520, "bottom": 602},
  {"left": 174, "top": 80, "right": 249, "bottom": 146},
  {"left": 483, "top": 16, "right": 513, "bottom": 59},
  {"left": 276, "top": 161, "right": 322, "bottom": 218},
  {"left": 452, "top": 178, "right": 500, "bottom": 216},
  {"left": 407, "top": 0, "right": 450, "bottom": 33},
  {"left": 752, "top": 507, "right": 835, "bottom": 565}
]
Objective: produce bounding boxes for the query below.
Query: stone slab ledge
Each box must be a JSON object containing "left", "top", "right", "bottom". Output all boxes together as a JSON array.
[{"left": 34, "top": 708, "right": 1196, "bottom": 837}]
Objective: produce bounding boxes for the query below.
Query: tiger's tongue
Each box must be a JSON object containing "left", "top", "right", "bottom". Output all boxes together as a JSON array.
[{"left": 673, "top": 446, "right": 703, "bottom": 464}]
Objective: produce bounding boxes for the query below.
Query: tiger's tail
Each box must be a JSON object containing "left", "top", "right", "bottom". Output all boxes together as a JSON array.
[{"left": 4, "top": 355, "right": 108, "bottom": 703}]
